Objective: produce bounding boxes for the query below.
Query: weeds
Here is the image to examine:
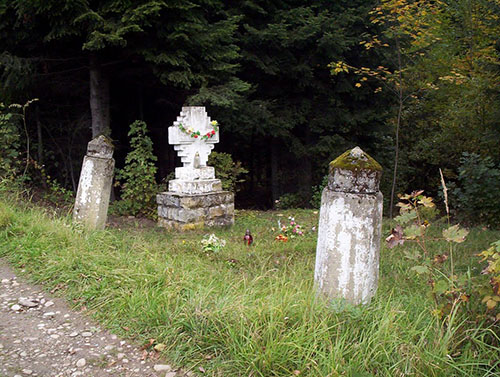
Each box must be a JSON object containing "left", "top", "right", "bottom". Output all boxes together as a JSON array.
[{"left": 0, "top": 197, "right": 499, "bottom": 376}]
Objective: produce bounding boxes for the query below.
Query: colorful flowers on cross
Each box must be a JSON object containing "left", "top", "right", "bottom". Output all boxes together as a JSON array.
[{"left": 178, "top": 120, "right": 219, "bottom": 140}]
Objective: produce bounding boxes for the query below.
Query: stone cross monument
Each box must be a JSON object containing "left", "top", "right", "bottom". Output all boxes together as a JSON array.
[
  {"left": 314, "top": 147, "right": 383, "bottom": 305},
  {"left": 73, "top": 135, "right": 115, "bottom": 230},
  {"left": 157, "top": 107, "right": 234, "bottom": 230}
]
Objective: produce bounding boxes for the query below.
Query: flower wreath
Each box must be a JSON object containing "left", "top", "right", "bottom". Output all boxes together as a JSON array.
[{"left": 178, "top": 120, "right": 219, "bottom": 140}]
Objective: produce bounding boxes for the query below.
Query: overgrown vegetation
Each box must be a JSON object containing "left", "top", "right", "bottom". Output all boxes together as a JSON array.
[
  {"left": 450, "top": 153, "right": 500, "bottom": 227},
  {"left": 113, "top": 120, "right": 158, "bottom": 218},
  {"left": 208, "top": 151, "right": 248, "bottom": 192},
  {"left": 0, "top": 187, "right": 499, "bottom": 376}
]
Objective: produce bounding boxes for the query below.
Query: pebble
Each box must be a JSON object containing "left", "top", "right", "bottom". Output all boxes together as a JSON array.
[
  {"left": 44, "top": 301, "right": 54, "bottom": 307},
  {"left": 1, "top": 278, "right": 10, "bottom": 284},
  {"left": 104, "top": 345, "right": 114, "bottom": 351},
  {"left": 11, "top": 304, "right": 21, "bottom": 311},
  {"left": 154, "top": 364, "right": 172, "bottom": 372},
  {"left": 165, "top": 372, "right": 177, "bottom": 377},
  {"left": 81, "top": 332, "right": 92, "bottom": 337},
  {"left": 18, "top": 298, "right": 38, "bottom": 308},
  {"left": 43, "top": 312, "right": 55, "bottom": 317},
  {"left": 22, "top": 369, "right": 33, "bottom": 375},
  {"left": 76, "top": 358, "right": 86, "bottom": 367},
  {"left": 117, "top": 353, "right": 125, "bottom": 360},
  {"left": 69, "top": 332, "right": 79, "bottom": 337}
]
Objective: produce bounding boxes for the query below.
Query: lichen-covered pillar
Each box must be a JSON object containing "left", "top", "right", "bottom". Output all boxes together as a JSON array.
[
  {"left": 73, "top": 135, "right": 115, "bottom": 230},
  {"left": 314, "top": 147, "right": 383, "bottom": 305}
]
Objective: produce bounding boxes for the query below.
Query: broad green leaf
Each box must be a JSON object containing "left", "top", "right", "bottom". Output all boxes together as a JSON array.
[
  {"left": 442, "top": 224, "right": 469, "bottom": 243},
  {"left": 404, "top": 224, "right": 424, "bottom": 239},
  {"left": 411, "top": 265, "right": 429, "bottom": 274},
  {"left": 394, "top": 210, "right": 417, "bottom": 225},
  {"left": 417, "top": 196, "right": 435, "bottom": 208},
  {"left": 433, "top": 280, "right": 448, "bottom": 294}
]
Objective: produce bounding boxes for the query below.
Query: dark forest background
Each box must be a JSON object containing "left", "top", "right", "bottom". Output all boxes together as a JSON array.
[{"left": 1, "top": 0, "right": 499, "bottom": 218}]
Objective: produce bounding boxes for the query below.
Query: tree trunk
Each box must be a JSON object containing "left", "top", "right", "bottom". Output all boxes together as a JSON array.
[
  {"left": 271, "top": 140, "right": 280, "bottom": 206},
  {"left": 89, "top": 54, "right": 110, "bottom": 138},
  {"left": 389, "top": 38, "right": 403, "bottom": 219}
]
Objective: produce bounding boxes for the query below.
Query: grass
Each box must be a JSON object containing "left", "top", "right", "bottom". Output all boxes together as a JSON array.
[{"left": 0, "top": 193, "right": 499, "bottom": 376}]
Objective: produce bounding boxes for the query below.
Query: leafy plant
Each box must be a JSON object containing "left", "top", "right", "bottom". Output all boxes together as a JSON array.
[
  {"left": 0, "top": 104, "right": 21, "bottom": 178},
  {"left": 386, "top": 189, "right": 471, "bottom": 319},
  {"left": 208, "top": 151, "right": 247, "bottom": 192},
  {"left": 114, "top": 120, "right": 158, "bottom": 218},
  {"left": 275, "top": 192, "right": 309, "bottom": 210},
  {"left": 310, "top": 175, "right": 328, "bottom": 208},
  {"left": 450, "top": 152, "right": 500, "bottom": 227},
  {"left": 477, "top": 240, "right": 500, "bottom": 321}
]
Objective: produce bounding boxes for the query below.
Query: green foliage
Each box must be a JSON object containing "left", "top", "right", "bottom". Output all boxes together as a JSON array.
[
  {"left": 0, "top": 104, "right": 21, "bottom": 178},
  {"left": 310, "top": 175, "right": 328, "bottom": 208},
  {"left": 387, "top": 190, "right": 473, "bottom": 319},
  {"left": 478, "top": 240, "right": 500, "bottom": 320},
  {"left": 115, "top": 120, "right": 158, "bottom": 218},
  {"left": 208, "top": 151, "right": 247, "bottom": 192},
  {"left": 275, "top": 192, "right": 309, "bottom": 210},
  {"left": 1, "top": 196, "right": 500, "bottom": 376},
  {"left": 387, "top": 189, "right": 500, "bottom": 322},
  {"left": 450, "top": 153, "right": 500, "bottom": 227}
]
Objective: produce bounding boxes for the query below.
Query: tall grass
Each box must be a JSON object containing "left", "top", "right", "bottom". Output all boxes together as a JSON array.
[{"left": 0, "top": 198, "right": 499, "bottom": 376}]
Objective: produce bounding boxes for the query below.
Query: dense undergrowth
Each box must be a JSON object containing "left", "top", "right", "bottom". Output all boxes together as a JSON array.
[{"left": 0, "top": 189, "right": 499, "bottom": 376}]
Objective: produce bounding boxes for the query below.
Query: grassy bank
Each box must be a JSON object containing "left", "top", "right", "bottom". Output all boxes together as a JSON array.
[{"left": 0, "top": 196, "right": 499, "bottom": 376}]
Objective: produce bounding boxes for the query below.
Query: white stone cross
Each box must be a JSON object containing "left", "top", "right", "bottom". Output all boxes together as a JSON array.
[{"left": 169, "top": 107, "right": 219, "bottom": 167}]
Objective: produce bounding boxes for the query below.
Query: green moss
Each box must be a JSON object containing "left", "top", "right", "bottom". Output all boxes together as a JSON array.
[{"left": 329, "top": 147, "right": 382, "bottom": 172}]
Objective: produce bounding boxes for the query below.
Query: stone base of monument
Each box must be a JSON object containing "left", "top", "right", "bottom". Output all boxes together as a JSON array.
[{"left": 157, "top": 190, "right": 234, "bottom": 231}]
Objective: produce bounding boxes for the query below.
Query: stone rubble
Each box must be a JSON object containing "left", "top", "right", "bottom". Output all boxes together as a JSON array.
[{"left": 0, "top": 260, "right": 194, "bottom": 377}]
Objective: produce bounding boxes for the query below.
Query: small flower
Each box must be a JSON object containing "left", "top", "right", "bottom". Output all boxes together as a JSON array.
[
  {"left": 193, "top": 134, "right": 198, "bottom": 138},
  {"left": 211, "top": 120, "right": 218, "bottom": 126},
  {"left": 186, "top": 127, "right": 193, "bottom": 133},
  {"left": 211, "top": 130, "right": 216, "bottom": 135}
]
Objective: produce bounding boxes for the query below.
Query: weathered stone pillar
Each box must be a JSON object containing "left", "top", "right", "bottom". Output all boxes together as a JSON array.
[
  {"left": 314, "top": 147, "right": 383, "bottom": 305},
  {"left": 73, "top": 135, "right": 115, "bottom": 230}
]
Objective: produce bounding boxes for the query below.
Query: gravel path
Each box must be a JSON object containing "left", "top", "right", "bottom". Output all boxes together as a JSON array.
[{"left": 0, "top": 260, "right": 190, "bottom": 377}]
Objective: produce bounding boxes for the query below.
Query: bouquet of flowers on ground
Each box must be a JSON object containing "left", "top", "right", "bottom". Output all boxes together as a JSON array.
[
  {"left": 201, "top": 233, "right": 226, "bottom": 253},
  {"left": 275, "top": 216, "right": 304, "bottom": 242}
]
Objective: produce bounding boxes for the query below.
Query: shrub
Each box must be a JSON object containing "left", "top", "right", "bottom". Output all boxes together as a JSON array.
[
  {"left": 208, "top": 151, "right": 247, "bottom": 192},
  {"left": 0, "top": 104, "right": 21, "bottom": 178},
  {"left": 114, "top": 120, "right": 158, "bottom": 218},
  {"left": 310, "top": 175, "right": 328, "bottom": 208},
  {"left": 450, "top": 152, "right": 500, "bottom": 227}
]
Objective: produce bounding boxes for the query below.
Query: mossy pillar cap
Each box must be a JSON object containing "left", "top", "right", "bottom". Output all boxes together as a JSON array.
[
  {"left": 87, "top": 135, "right": 114, "bottom": 159},
  {"left": 328, "top": 146, "right": 382, "bottom": 194}
]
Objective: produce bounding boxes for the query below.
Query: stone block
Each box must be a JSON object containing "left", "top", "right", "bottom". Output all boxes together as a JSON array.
[
  {"left": 157, "top": 191, "right": 234, "bottom": 229},
  {"left": 175, "top": 166, "right": 215, "bottom": 180},
  {"left": 168, "top": 179, "right": 222, "bottom": 194}
]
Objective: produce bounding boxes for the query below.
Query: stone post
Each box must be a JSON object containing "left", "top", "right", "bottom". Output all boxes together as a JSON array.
[
  {"left": 314, "top": 146, "right": 383, "bottom": 305},
  {"left": 73, "top": 135, "right": 115, "bottom": 230}
]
